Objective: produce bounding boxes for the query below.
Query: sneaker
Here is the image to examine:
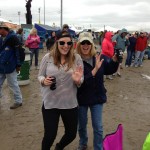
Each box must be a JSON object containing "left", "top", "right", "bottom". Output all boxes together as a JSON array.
[
  {"left": 135, "top": 65, "right": 138, "bottom": 68},
  {"left": 10, "top": 103, "right": 22, "bottom": 109},
  {"left": 125, "top": 65, "right": 129, "bottom": 68},
  {"left": 106, "top": 75, "right": 113, "bottom": 80},
  {"left": 139, "top": 64, "right": 143, "bottom": 67},
  {"left": 131, "top": 64, "right": 134, "bottom": 67},
  {"left": 108, "top": 76, "right": 113, "bottom": 80},
  {"left": 77, "top": 145, "right": 87, "bottom": 150},
  {"left": 117, "top": 72, "right": 121, "bottom": 77}
]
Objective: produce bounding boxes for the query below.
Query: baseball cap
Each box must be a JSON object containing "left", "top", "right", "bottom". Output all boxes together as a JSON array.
[
  {"left": 79, "top": 32, "right": 93, "bottom": 44},
  {"left": 56, "top": 31, "right": 72, "bottom": 40}
]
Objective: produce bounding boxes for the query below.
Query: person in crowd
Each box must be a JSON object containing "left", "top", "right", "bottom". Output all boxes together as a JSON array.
[
  {"left": 62, "top": 24, "right": 69, "bottom": 32},
  {"left": 76, "top": 32, "right": 120, "bottom": 150},
  {"left": 99, "top": 30, "right": 107, "bottom": 46},
  {"left": 16, "top": 28, "right": 24, "bottom": 45},
  {"left": 38, "top": 31, "right": 83, "bottom": 150},
  {"left": 0, "top": 22, "right": 22, "bottom": 109},
  {"left": 45, "top": 32, "right": 49, "bottom": 41},
  {"left": 145, "top": 33, "right": 150, "bottom": 60},
  {"left": 125, "top": 32, "right": 137, "bottom": 67},
  {"left": 132, "top": 31, "right": 147, "bottom": 67},
  {"left": 112, "top": 28, "right": 129, "bottom": 76},
  {"left": 25, "top": 28, "right": 40, "bottom": 70},
  {"left": 101, "top": 31, "right": 114, "bottom": 80},
  {"left": 145, "top": 44, "right": 150, "bottom": 60},
  {"left": 46, "top": 31, "right": 56, "bottom": 51}
]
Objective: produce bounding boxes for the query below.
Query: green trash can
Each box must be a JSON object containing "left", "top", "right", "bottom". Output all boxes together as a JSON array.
[{"left": 17, "top": 50, "right": 31, "bottom": 85}]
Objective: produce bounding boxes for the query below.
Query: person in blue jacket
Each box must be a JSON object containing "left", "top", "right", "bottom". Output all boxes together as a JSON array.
[
  {"left": 76, "top": 32, "right": 120, "bottom": 150},
  {"left": 0, "top": 22, "right": 22, "bottom": 109}
]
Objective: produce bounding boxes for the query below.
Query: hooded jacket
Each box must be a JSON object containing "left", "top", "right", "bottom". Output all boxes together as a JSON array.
[
  {"left": 0, "top": 30, "right": 21, "bottom": 74},
  {"left": 101, "top": 32, "right": 114, "bottom": 58},
  {"left": 112, "top": 28, "right": 129, "bottom": 51}
]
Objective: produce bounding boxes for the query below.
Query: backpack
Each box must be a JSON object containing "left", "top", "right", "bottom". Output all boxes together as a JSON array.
[{"left": 1, "top": 35, "right": 25, "bottom": 64}]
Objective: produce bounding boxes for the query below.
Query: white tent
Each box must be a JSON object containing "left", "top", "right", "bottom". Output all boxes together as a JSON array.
[
  {"left": 0, "top": 17, "right": 18, "bottom": 29},
  {"left": 0, "top": 17, "right": 13, "bottom": 23},
  {"left": 96, "top": 26, "right": 118, "bottom": 32},
  {"left": 69, "top": 25, "right": 83, "bottom": 33}
]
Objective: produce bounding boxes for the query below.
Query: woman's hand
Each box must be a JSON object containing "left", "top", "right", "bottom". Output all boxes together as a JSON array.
[
  {"left": 92, "top": 54, "right": 104, "bottom": 76},
  {"left": 42, "top": 76, "right": 54, "bottom": 86},
  {"left": 72, "top": 65, "right": 83, "bottom": 85},
  {"left": 95, "top": 54, "right": 104, "bottom": 70}
]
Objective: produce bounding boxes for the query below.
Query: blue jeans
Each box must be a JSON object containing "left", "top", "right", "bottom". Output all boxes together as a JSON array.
[
  {"left": 125, "top": 50, "right": 134, "bottom": 66},
  {"left": 29, "top": 48, "right": 39, "bottom": 66},
  {"left": 78, "top": 104, "right": 103, "bottom": 150},
  {"left": 0, "top": 70, "right": 22, "bottom": 103},
  {"left": 145, "top": 49, "right": 150, "bottom": 59},
  {"left": 133, "top": 50, "right": 145, "bottom": 66}
]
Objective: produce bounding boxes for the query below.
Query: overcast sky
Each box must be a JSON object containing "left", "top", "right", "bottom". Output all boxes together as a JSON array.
[{"left": 1, "top": 0, "right": 150, "bottom": 31}]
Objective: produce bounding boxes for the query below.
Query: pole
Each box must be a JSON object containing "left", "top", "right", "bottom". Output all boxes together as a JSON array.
[
  {"left": 43, "top": 0, "right": 45, "bottom": 24},
  {"left": 18, "top": 11, "right": 21, "bottom": 25},
  {"left": 0, "top": 10, "right": 1, "bottom": 16},
  {"left": 60, "top": 0, "right": 63, "bottom": 28},
  {"left": 38, "top": 8, "right": 41, "bottom": 24}
]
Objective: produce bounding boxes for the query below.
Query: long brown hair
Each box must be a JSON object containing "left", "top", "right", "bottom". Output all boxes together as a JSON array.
[{"left": 50, "top": 37, "right": 75, "bottom": 71}]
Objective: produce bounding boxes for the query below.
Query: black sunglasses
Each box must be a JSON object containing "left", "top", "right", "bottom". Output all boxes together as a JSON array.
[
  {"left": 81, "top": 40, "right": 91, "bottom": 45},
  {"left": 58, "top": 41, "right": 73, "bottom": 46}
]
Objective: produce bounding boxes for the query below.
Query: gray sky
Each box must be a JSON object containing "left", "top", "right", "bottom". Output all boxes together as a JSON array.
[{"left": 1, "top": 0, "right": 150, "bottom": 31}]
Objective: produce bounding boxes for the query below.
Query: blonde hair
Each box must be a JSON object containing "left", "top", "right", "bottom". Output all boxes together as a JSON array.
[
  {"left": 49, "top": 39, "right": 75, "bottom": 71},
  {"left": 76, "top": 41, "right": 96, "bottom": 58},
  {"left": 30, "top": 28, "right": 37, "bottom": 35}
]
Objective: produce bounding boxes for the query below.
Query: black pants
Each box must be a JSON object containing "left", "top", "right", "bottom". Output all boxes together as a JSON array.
[
  {"left": 41, "top": 105, "right": 78, "bottom": 150},
  {"left": 29, "top": 48, "right": 39, "bottom": 66}
]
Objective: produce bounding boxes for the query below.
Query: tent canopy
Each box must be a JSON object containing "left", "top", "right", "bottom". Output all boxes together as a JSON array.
[
  {"left": 34, "top": 23, "right": 61, "bottom": 39},
  {"left": 34, "top": 23, "right": 76, "bottom": 38},
  {"left": 34, "top": 23, "right": 60, "bottom": 32},
  {"left": 96, "top": 26, "right": 118, "bottom": 32}
]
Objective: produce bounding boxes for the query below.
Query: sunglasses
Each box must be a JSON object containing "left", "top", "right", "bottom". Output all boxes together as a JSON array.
[
  {"left": 81, "top": 40, "right": 91, "bottom": 45},
  {"left": 58, "top": 41, "right": 73, "bottom": 46}
]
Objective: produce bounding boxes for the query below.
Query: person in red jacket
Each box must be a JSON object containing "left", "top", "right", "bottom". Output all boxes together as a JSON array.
[
  {"left": 101, "top": 31, "right": 114, "bottom": 58},
  {"left": 133, "top": 31, "right": 147, "bottom": 67},
  {"left": 101, "top": 31, "right": 114, "bottom": 80}
]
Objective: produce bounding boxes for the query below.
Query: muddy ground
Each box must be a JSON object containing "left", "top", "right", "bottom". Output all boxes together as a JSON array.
[{"left": 0, "top": 47, "right": 150, "bottom": 150}]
